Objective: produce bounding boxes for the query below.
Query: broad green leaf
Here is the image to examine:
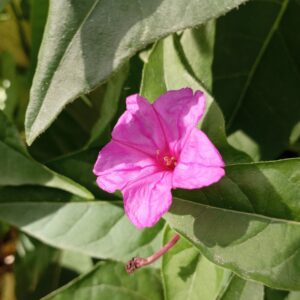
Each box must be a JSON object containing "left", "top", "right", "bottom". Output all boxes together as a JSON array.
[
  {"left": 42, "top": 261, "right": 163, "bottom": 300},
  {"left": 186, "top": 0, "right": 300, "bottom": 160},
  {"left": 165, "top": 158, "right": 300, "bottom": 290},
  {"left": 165, "top": 195, "right": 300, "bottom": 290},
  {"left": 174, "top": 158, "right": 300, "bottom": 220},
  {"left": 25, "top": 0, "right": 250, "bottom": 145},
  {"left": 141, "top": 35, "right": 250, "bottom": 164},
  {"left": 180, "top": 22, "right": 215, "bottom": 92},
  {"left": 0, "top": 201, "right": 163, "bottom": 261},
  {"left": 0, "top": 111, "right": 93, "bottom": 199},
  {"left": 140, "top": 41, "right": 166, "bottom": 102},
  {"left": 162, "top": 226, "right": 231, "bottom": 300},
  {"left": 218, "top": 275, "right": 264, "bottom": 300},
  {"left": 60, "top": 250, "right": 93, "bottom": 275}
]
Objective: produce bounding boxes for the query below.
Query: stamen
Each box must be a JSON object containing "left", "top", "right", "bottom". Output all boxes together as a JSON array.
[
  {"left": 163, "top": 156, "right": 177, "bottom": 167},
  {"left": 125, "top": 234, "right": 180, "bottom": 274}
]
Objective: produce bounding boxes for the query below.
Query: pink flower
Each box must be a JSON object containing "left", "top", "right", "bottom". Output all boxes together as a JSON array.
[{"left": 93, "top": 88, "right": 225, "bottom": 229}]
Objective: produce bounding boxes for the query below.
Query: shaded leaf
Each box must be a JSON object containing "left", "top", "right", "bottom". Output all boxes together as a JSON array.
[
  {"left": 47, "top": 148, "right": 116, "bottom": 200},
  {"left": 42, "top": 261, "right": 163, "bottom": 300},
  {"left": 186, "top": 0, "right": 300, "bottom": 160},
  {"left": 0, "top": 111, "right": 93, "bottom": 199},
  {"left": 264, "top": 287, "right": 289, "bottom": 300}
]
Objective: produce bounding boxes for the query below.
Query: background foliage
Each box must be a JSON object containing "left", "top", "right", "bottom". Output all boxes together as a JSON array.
[{"left": 0, "top": 0, "right": 299, "bottom": 299}]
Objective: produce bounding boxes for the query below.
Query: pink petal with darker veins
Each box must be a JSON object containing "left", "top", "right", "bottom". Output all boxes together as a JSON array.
[
  {"left": 123, "top": 171, "right": 173, "bottom": 229},
  {"left": 173, "top": 127, "right": 225, "bottom": 189},
  {"left": 112, "top": 94, "right": 168, "bottom": 156},
  {"left": 153, "top": 88, "right": 205, "bottom": 154},
  {"left": 93, "top": 140, "right": 158, "bottom": 193},
  {"left": 173, "top": 164, "right": 225, "bottom": 190}
]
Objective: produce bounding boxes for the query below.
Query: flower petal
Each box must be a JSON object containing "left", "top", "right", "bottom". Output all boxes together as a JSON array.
[
  {"left": 123, "top": 171, "right": 173, "bottom": 228},
  {"left": 173, "top": 164, "right": 225, "bottom": 189},
  {"left": 93, "top": 140, "right": 158, "bottom": 193},
  {"left": 153, "top": 88, "right": 205, "bottom": 153},
  {"left": 178, "top": 128, "right": 225, "bottom": 167},
  {"left": 173, "top": 128, "right": 225, "bottom": 189},
  {"left": 112, "top": 94, "right": 167, "bottom": 155}
]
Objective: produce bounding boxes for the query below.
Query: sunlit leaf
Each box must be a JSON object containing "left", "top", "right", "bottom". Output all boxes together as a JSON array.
[{"left": 25, "top": 0, "right": 249, "bottom": 145}]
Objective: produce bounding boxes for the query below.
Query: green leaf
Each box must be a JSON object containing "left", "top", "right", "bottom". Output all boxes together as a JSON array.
[
  {"left": 165, "top": 195, "right": 300, "bottom": 290},
  {"left": 287, "top": 291, "right": 300, "bottom": 300},
  {"left": 180, "top": 22, "right": 215, "bottom": 92},
  {"left": 25, "top": 0, "right": 250, "bottom": 145},
  {"left": 0, "top": 201, "right": 163, "bottom": 261},
  {"left": 42, "top": 261, "right": 163, "bottom": 300},
  {"left": 188, "top": 0, "right": 300, "bottom": 160},
  {"left": 60, "top": 250, "right": 93, "bottom": 275},
  {"left": 162, "top": 226, "right": 231, "bottom": 300},
  {"left": 218, "top": 275, "right": 264, "bottom": 300},
  {"left": 86, "top": 62, "right": 129, "bottom": 147},
  {"left": 47, "top": 149, "right": 107, "bottom": 199},
  {"left": 47, "top": 148, "right": 120, "bottom": 200},
  {"left": 174, "top": 158, "right": 300, "bottom": 220},
  {"left": 264, "top": 287, "right": 289, "bottom": 300},
  {"left": 29, "top": 62, "right": 128, "bottom": 161},
  {"left": 0, "top": 185, "right": 82, "bottom": 203},
  {"left": 165, "top": 158, "right": 300, "bottom": 290},
  {"left": 141, "top": 35, "right": 250, "bottom": 164},
  {"left": 0, "top": 111, "right": 93, "bottom": 199}
]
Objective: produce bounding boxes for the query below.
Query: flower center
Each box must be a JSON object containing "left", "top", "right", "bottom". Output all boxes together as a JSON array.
[{"left": 156, "top": 150, "right": 177, "bottom": 170}]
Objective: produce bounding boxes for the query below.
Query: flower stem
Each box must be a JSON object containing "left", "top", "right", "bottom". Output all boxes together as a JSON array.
[{"left": 125, "top": 233, "right": 180, "bottom": 274}]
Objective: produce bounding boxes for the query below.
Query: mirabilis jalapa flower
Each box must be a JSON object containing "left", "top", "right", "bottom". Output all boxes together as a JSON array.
[{"left": 93, "top": 88, "right": 225, "bottom": 229}]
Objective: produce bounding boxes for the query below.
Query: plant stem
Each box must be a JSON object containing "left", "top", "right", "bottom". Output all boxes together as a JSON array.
[{"left": 126, "top": 233, "right": 180, "bottom": 274}]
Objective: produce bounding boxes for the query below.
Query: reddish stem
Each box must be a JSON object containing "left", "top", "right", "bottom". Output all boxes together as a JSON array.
[{"left": 126, "top": 234, "right": 180, "bottom": 274}]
